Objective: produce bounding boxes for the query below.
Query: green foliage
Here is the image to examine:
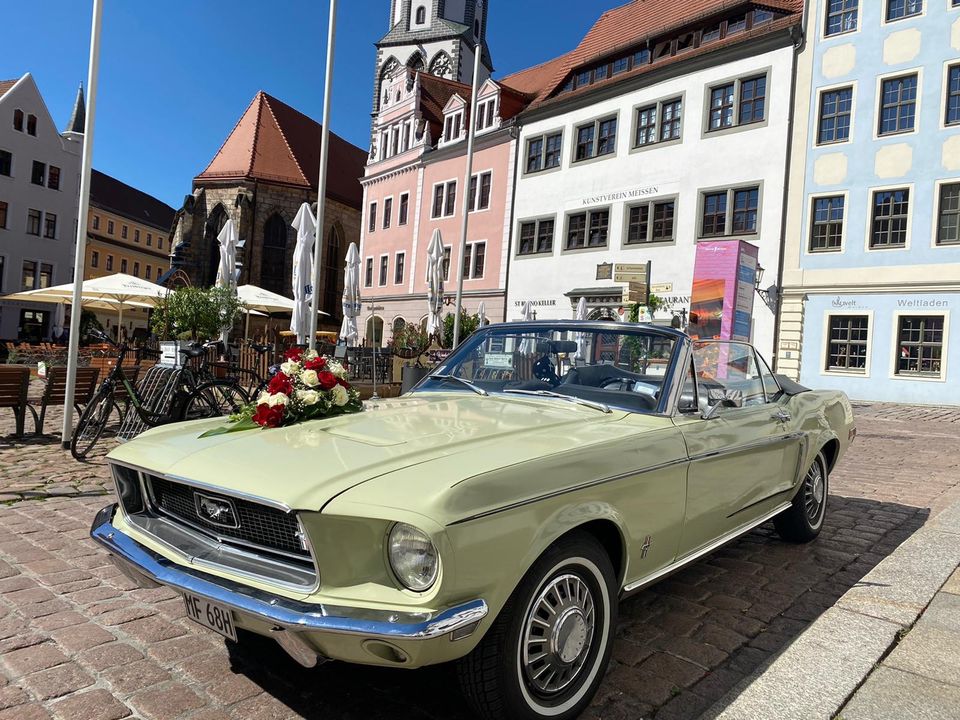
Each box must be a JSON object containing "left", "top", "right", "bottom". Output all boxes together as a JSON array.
[
  {"left": 441, "top": 310, "right": 481, "bottom": 349},
  {"left": 390, "top": 323, "right": 429, "bottom": 352},
  {"left": 151, "top": 286, "right": 243, "bottom": 342},
  {"left": 79, "top": 310, "right": 103, "bottom": 345}
]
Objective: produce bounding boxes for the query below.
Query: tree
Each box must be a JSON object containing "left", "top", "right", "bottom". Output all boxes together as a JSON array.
[
  {"left": 151, "top": 286, "right": 243, "bottom": 341},
  {"left": 441, "top": 310, "right": 481, "bottom": 349}
]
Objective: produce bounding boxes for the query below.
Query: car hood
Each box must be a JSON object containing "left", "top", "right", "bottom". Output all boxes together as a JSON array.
[{"left": 107, "top": 393, "right": 626, "bottom": 511}]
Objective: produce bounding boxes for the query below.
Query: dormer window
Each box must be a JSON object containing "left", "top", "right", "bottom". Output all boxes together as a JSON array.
[
  {"left": 13, "top": 109, "right": 23, "bottom": 132},
  {"left": 415, "top": 5, "right": 426, "bottom": 25},
  {"left": 476, "top": 99, "right": 497, "bottom": 131},
  {"left": 444, "top": 111, "right": 463, "bottom": 142}
]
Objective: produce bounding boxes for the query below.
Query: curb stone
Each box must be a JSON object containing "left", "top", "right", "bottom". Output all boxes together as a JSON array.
[{"left": 702, "top": 497, "right": 960, "bottom": 720}]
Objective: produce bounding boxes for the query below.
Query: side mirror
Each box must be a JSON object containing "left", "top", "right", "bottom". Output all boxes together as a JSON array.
[{"left": 702, "top": 389, "right": 743, "bottom": 420}]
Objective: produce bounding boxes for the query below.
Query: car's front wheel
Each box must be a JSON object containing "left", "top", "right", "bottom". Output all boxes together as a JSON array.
[
  {"left": 774, "top": 451, "right": 829, "bottom": 543},
  {"left": 458, "top": 532, "right": 617, "bottom": 720}
]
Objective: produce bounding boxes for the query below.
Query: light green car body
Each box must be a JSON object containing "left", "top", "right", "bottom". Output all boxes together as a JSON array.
[{"left": 100, "top": 366, "right": 854, "bottom": 670}]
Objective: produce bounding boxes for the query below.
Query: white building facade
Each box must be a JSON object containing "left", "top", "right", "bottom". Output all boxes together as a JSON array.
[
  {"left": 0, "top": 74, "right": 82, "bottom": 341},
  {"left": 505, "top": 2, "right": 804, "bottom": 359}
]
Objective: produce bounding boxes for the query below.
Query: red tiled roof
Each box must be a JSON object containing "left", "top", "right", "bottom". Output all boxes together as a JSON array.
[
  {"left": 197, "top": 92, "right": 367, "bottom": 209},
  {"left": 503, "top": 0, "right": 803, "bottom": 109},
  {"left": 0, "top": 80, "right": 17, "bottom": 98},
  {"left": 90, "top": 170, "right": 176, "bottom": 231}
]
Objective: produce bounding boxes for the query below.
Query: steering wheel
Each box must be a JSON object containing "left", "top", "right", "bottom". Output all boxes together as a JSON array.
[{"left": 532, "top": 356, "right": 561, "bottom": 386}]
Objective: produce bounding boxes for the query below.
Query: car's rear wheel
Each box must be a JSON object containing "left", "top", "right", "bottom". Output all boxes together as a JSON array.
[
  {"left": 774, "top": 451, "right": 828, "bottom": 543},
  {"left": 458, "top": 532, "right": 617, "bottom": 720}
]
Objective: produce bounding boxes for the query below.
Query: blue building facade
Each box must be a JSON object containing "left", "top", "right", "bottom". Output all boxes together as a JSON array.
[{"left": 778, "top": 0, "right": 960, "bottom": 405}]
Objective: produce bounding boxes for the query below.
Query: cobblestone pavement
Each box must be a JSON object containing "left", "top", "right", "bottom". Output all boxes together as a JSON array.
[{"left": 0, "top": 403, "right": 958, "bottom": 720}]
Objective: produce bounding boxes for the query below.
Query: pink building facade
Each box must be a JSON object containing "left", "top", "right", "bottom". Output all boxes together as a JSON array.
[{"left": 359, "top": 67, "right": 524, "bottom": 345}]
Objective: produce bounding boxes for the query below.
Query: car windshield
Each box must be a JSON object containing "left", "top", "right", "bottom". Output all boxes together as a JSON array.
[{"left": 414, "top": 323, "right": 680, "bottom": 414}]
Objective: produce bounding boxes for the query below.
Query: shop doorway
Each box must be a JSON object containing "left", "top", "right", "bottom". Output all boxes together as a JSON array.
[{"left": 19, "top": 309, "right": 48, "bottom": 342}]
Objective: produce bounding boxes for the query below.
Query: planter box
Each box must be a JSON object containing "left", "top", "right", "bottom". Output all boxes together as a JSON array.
[{"left": 401, "top": 366, "right": 431, "bottom": 395}]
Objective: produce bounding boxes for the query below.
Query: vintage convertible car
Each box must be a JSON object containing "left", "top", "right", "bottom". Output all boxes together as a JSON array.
[{"left": 91, "top": 321, "right": 854, "bottom": 720}]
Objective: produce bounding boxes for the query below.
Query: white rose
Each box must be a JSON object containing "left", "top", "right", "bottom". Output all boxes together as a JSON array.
[
  {"left": 280, "top": 360, "right": 300, "bottom": 376},
  {"left": 268, "top": 393, "right": 289, "bottom": 407},
  {"left": 257, "top": 391, "right": 272, "bottom": 406},
  {"left": 302, "top": 349, "right": 318, "bottom": 362},
  {"left": 327, "top": 361, "right": 347, "bottom": 379},
  {"left": 298, "top": 389, "right": 320, "bottom": 406},
  {"left": 331, "top": 384, "right": 349, "bottom": 407},
  {"left": 301, "top": 369, "right": 319, "bottom": 387}
]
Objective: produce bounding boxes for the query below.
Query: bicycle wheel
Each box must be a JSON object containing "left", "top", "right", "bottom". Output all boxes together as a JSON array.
[
  {"left": 182, "top": 381, "right": 249, "bottom": 421},
  {"left": 71, "top": 386, "right": 117, "bottom": 460}
]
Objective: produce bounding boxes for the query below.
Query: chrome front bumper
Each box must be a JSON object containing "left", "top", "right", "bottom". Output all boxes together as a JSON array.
[{"left": 90, "top": 504, "right": 488, "bottom": 666}]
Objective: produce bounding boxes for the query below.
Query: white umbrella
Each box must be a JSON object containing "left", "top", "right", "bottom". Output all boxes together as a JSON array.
[
  {"left": 426, "top": 230, "right": 445, "bottom": 337},
  {"left": 340, "top": 242, "right": 360, "bottom": 347},
  {"left": 477, "top": 301, "right": 486, "bottom": 327},
  {"left": 216, "top": 219, "right": 239, "bottom": 289},
  {"left": 52, "top": 301, "right": 66, "bottom": 341},
  {"left": 290, "top": 203, "right": 317, "bottom": 344},
  {"left": 574, "top": 297, "right": 587, "bottom": 361},
  {"left": 519, "top": 300, "right": 535, "bottom": 354},
  {"left": 237, "top": 284, "right": 295, "bottom": 314}
]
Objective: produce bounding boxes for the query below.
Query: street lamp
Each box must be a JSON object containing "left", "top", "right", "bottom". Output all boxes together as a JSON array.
[{"left": 754, "top": 263, "right": 778, "bottom": 309}]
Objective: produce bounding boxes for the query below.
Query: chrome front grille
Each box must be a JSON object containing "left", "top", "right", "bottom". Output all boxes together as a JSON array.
[{"left": 147, "top": 476, "right": 310, "bottom": 563}]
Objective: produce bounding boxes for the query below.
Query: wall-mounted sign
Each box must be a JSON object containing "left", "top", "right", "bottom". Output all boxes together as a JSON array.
[
  {"left": 596, "top": 263, "right": 613, "bottom": 281},
  {"left": 651, "top": 283, "right": 673, "bottom": 293},
  {"left": 579, "top": 183, "right": 678, "bottom": 207},
  {"left": 613, "top": 261, "right": 651, "bottom": 284},
  {"left": 513, "top": 299, "right": 557, "bottom": 307},
  {"left": 780, "top": 340, "right": 800, "bottom": 351}
]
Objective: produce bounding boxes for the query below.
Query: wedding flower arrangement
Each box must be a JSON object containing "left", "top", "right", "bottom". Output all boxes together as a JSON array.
[{"left": 200, "top": 347, "right": 363, "bottom": 437}]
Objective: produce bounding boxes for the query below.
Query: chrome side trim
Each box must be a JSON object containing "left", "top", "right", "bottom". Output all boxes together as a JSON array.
[
  {"left": 447, "top": 456, "right": 689, "bottom": 526},
  {"left": 687, "top": 432, "right": 806, "bottom": 463},
  {"left": 621, "top": 502, "right": 792, "bottom": 594},
  {"left": 91, "top": 504, "right": 488, "bottom": 641}
]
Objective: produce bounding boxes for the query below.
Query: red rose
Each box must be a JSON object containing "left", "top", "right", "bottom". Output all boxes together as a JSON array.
[
  {"left": 284, "top": 347, "right": 303, "bottom": 362},
  {"left": 336, "top": 378, "right": 351, "bottom": 389},
  {"left": 252, "top": 403, "right": 285, "bottom": 428},
  {"left": 268, "top": 373, "right": 294, "bottom": 396},
  {"left": 304, "top": 356, "right": 327, "bottom": 371},
  {"left": 316, "top": 371, "right": 338, "bottom": 390}
]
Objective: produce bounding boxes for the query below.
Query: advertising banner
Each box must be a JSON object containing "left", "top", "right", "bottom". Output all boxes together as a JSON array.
[{"left": 688, "top": 240, "right": 759, "bottom": 342}]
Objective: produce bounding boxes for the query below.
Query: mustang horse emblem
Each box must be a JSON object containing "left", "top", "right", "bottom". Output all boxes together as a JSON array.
[{"left": 194, "top": 493, "right": 239, "bottom": 528}]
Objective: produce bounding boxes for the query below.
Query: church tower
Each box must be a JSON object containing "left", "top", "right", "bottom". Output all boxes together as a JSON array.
[{"left": 373, "top": 0, "right": 493, "bottom": 115}]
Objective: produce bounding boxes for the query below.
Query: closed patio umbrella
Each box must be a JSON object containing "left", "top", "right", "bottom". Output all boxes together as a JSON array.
[
  {"left": 340, "top": 242, "right": 360, "bottom": 347},
  {"left": 290, "top": 203, "right": 317, "bottom": 345},
  {"left": 52, "top": 301, "right": 66, "bottom": 341},
  {"left": 574, "top": 296, "right": 587, "bottom": 361},
  {"left": 216, "top": 219, "right": 239, "bottom": 289},
  {"left": 477, "top": 301, "right": 487, "bottom": 327},
  {"left": 519, "top": 299, "right": 535, "bottom": 354},
  {"left": 426, "top": 230, "right": 445, "bottom": 339}
]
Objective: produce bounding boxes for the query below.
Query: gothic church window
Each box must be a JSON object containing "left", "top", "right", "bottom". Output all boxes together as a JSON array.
[
  {"left": 261, "top": 213, "right": 288, "bottom": 295},
  {"left": 415, "top": 6, "right": 426, "bottom": 24},
  {"left": 429, "top": 51, "right": 452, "bottom": 79}
]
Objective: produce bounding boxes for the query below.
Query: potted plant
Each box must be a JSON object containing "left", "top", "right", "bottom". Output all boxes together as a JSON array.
[
  {"left": 390, "top": 323, "right": 429, "bottom": 360},
  {"left": 441, "top": 310, "right": 480, "bottom": 350}
]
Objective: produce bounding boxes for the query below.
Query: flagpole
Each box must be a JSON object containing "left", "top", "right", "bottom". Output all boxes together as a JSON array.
[
  {"left": 61, "top": 0, "right": 103, "bottom": 449},
  {"left": 309, "top": 0, "right": 338, "bottom": 353},
  {"left": 452, "top": 45, "right": 483, "bottom": 350}
]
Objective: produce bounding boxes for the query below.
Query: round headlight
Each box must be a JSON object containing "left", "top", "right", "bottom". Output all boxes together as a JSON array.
[{"left": 388, "top": 523, "right": 439, "bottom": 592}]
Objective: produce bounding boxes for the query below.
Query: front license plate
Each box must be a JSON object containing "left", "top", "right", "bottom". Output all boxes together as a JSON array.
[{"left": 182, "top": 593, "right": 237, "bottom": 641}]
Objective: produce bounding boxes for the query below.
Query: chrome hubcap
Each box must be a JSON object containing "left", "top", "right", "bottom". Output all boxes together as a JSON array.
[
  {"left": 804, "top": 461, "right": 825, "bottom": 522},
  {"left": 522, "top": 573, "right": 596, "bottom": 695}
]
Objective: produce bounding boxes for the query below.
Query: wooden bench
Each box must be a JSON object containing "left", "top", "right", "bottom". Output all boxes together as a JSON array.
[
  {"left": 0, "top": 366, "right": 31, "bottom": 437},
  {"left": 27, "top": 366, "right": 101, "bottom": 435}
]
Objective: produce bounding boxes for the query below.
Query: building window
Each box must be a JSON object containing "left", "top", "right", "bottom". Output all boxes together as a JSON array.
[
  {"left": 146, "top": 232, "right": 152, "bottom": 246},
  {"left": 21, "top": 261, "right": 36, "bottom": 291},
  {"left": 13, "top": 109, "right": 23, "bottom": 132},
  {"left": 461, "top": 242, "right": 486, "bottom": 280},
  {"left": 469, "top": 171, "right": 492, "bottom": 212},
  {"left": 383, "top": 197, "right": 392, "bottom": 230},
  {"left": 364, "top": 257, "right": 373, "bottom": 287},
  {"left": 709, "top": 83, "right": 735, "bottom": 130},
  {"left": 47, "top": 166, "right": 60, "bottom": 190},
  {"left": 826, "top": 315, "right": 869, "bottom": 372},
  {"left": 43, "top": 212, "right": 56, "bottom": 239},
  {"left": 0, "top": 200, "right": 7, "bottom": 229},
  {"left": 660, "top": 98, "right": 683, "bottom": 141},
  {"left": 0, "top": 256, "right": 4, "bottom": 292},
  {"left": 0, "top": 150, "right": 10, "bottom": 177},
  {"left": 738, "top": 76, "right": 767, "bottom": 124},
  {"left": 27, "top": 208, "right": 41, "bottom": 236},
  {"left": 476, "top": 99, "right": 497, "bottom": 131},
  {"left": 886, "top": 0, "right": 923, "bottom": 22},
  {"left": 368, "top": 202, "right": 377, "bottom": 233},
  {"left": 107, "top": 220, "right": 114, "bottom": 235},
  {"left": 120, "top": 259, "right": 128, "bottom": 273},
  {"left": 398, "top": 193, "right": 409, "bottom": 225},
  {"left": 937, "top": 183, "right": 960, "bottom": 245},
  {"left": 810, "top": 196, "right": 845, "bottom": 252},
  {"left": 395, "top": 252, "right": 405, "bottom": 284},
  {"left": 700, "top": 186, "right": 760, "bottom": 237},
  {"left": 91, "top": 250, "right": 98, "bottom": 268},
  {"left": 525, "top": 132, "right": 562, "bottom": 173},
  {"left": 157, "top": 237, "right": 163, "bottom": 250},
  {"left": 133, "top": 229, "right": 140, "bottom": 243},
  {"left": 825, "top": 0, "right": 858, "bottom": 35},
  {"left": 870, "top": 188, "right": 910, "bottom": 248},
  {"left": 443, "top": 112, "right": 463, "bottom": 142},
  {"left": 145, "top": 266, "right": 152, "bottom": 280},
  {"left": 121, "top": 225, "right": 128, "bottom": 239},
  {"left": 708, "top": 75, "right": 767, "bottom": 131},
  {"left": 896, "top": 316, "right": 944, "bottom": 376},
  {"left": 261, "top": 214, "right": 288, "bottom": 295},
  {"left": 105, "top": 255, "right": 113, "bottom": 271},
  {"left": 379, "top": 256, "right": 388, "bottom": 286},
  {"left": 879, "top": 74, "right": 918, "bottom": 135},
  {"left": 946, "top": 65, "right": 960, "bottom": 126},
  {"left": 634, "top": 97, "right": 682, "bottom": 147},
  {"left": 626, "top": 200, "right": 676, "bottom": 244},
  {"left": 518, "top": 219, "right": 555, "bottom": 256},
  {"left": 26, "top": 115, "right": 36, "bottom": 136},
  {"left": 575, "top": 117, "right": 617, "bottom": 162},
  {"left": 431, "top": 180, "right": 457, "bottom": 218},
  {"left": 566, "top": 209, "right": 609, "bottom": 250},
  {"left": 92, "top": 215, "right": 99, "bottom": 230},
  {"left": 635, "top": 106, "right": 657, "bottom": 146},
  {"left": 31, "top": 161, "right": 45, "bottom": 186},
  {"left": 133, "top": 262, "right": 140, "bottom": 277},
  {"left": 818, "top": 87, "right": 853, "bottom": 143},
  {"left": 415, "top": 6, "right": 426, "bottom": 24},
  {"left": 38, "top": 263, "right": 52, "bottom": 288}
]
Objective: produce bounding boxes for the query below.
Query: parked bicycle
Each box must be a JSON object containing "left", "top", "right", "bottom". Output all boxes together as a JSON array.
[{"left": 70, "top": 330, "right": 249, "bottom": 460}]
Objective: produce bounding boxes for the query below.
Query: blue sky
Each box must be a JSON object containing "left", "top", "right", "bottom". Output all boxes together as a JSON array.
[{"left": 2, "top": 0, "right": 603, "bottom": 209}]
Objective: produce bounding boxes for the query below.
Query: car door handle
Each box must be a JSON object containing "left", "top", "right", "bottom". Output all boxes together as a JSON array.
[{"left": 771, "top": 410, "right": 792, "bottom": 423}]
